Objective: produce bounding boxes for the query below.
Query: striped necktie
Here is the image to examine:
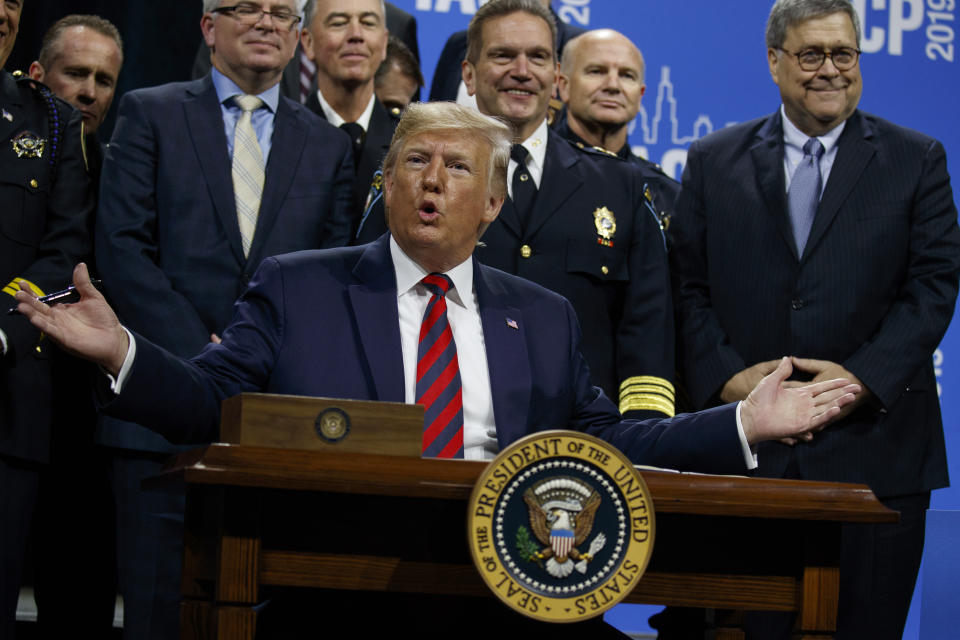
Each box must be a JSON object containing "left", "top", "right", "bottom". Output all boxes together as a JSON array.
[
  {"left": 232, "top": 94, "right": 265, "bottom": 258},
  {"left": 416, "top": 273, "right": 464, "bottom": 458}
]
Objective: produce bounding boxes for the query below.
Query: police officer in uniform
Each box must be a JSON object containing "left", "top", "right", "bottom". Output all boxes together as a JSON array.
[
  {"left": 465, "top": 0, "right": 676, "bottom": 419},
  {"left": 0, "top": 0, "right": 95, "bottom": 634},
  {"left": 554, "top": 29, "right": 679, "bottom": 234}
]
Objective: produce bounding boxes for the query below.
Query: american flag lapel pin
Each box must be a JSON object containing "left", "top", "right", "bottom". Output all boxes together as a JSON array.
[{"left": 506, "top": 317, "right": 519, "bottom": 330}]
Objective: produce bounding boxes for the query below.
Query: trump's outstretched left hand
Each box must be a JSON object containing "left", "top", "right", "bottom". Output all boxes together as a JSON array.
[{"left": 740, "top": 357, "right": 860, "bottom": 445}]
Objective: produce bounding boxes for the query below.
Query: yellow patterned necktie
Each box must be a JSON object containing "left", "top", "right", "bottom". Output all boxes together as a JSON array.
[{"left": 232, "top": 94, "right": 265, "bottom": 258}]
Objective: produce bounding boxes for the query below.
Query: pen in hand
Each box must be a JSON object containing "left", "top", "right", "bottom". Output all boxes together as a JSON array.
[{"left": 6, "top": 279, "right": 103, "bottom": 315}]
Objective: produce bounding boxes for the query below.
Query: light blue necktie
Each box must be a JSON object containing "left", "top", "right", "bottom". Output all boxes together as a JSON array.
[{"left": 788, "top": 137, "right": 825, "bottom": 257}]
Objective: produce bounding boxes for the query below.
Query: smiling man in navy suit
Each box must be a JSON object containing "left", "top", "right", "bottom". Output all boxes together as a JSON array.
[
  {"left": 672, "top": 0, "right": 960, "bottom": 636},
  {"left": 93, "top": 1, "right": 354, "bottom": 636}
]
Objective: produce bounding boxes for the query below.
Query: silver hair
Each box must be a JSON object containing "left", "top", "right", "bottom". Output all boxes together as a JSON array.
[{"left": 766, "top": 0, "right": 862, "bottom": 48}]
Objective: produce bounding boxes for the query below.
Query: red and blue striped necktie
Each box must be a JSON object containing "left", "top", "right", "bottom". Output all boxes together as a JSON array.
[{"left": 416, "top": 273, "right": 464, "bottom": 458}]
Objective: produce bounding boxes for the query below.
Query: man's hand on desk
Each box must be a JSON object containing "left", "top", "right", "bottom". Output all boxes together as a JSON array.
[
  {"left": 740, "top": 357, "right": 860, "bottom": 446},
  {"left": 720, "top": 359, "right": 781, "bottom": 403},
  {"left": 15, "top": 263, "right": 128, "bottom": 376}
]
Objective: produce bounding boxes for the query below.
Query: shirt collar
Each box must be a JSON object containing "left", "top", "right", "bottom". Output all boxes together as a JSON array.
[
  {"left": 390, "top": 236, "right": 474, "bottom": 310},
  {"left": 780, "top": 104, "right": 845, "bottom": 154},
  {"left": 517, "top": 117, "right": 549, "bottom": 172},
  {"left": 211, "top": 67, "right": 280, "bottom": 114},
  {"left": 315, "top": 88, "right": 376, "bottom": 132}
]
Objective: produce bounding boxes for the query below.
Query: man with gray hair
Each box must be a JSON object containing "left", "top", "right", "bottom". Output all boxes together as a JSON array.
[
  {"left": 301, "top": 0, "right": 401, "bottom": 231},
  {"left": 94, "top": 1, "right": 354, "bottom": 636},
  {"left": 672, "top": 0, "right": 960, "bottom": 636}
]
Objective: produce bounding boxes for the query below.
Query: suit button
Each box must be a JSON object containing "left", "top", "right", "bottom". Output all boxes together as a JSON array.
[
  {"left": 601, "top": 265, "right": 609, "bottom": 275},
  {"left": 791, "top": 298, "right": 804, "bottom": 310},
  {"left": 29, "top": 179, "right": 38, "bottom": 188},
  {"left": 520, "top": 245, "right": 532, "bottom": 258}
]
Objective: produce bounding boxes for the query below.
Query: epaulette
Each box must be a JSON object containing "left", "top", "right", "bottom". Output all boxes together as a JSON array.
[
  {"left": 569, "top": 139, "right": 623, "bottom": 160},
  {"left": 14, "top": 72, "right": 70, "bottom": 184}
]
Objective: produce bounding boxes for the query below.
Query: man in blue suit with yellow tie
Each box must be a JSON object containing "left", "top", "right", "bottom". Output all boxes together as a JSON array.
[
  {"left": 672, "top": 0, "right": 960, "bottom": 636},
  {"left": 94, "top": 1, "right": 354, "bottom": 636}
]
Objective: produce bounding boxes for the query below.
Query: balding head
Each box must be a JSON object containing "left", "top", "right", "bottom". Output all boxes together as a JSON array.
[{"left": 559, "top": 29, "right": 645, "bottom": 144}]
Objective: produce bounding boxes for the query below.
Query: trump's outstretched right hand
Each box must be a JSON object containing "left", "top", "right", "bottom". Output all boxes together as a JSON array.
[{"left": 15, "top": 263, "right": 129, "bottom": 376}]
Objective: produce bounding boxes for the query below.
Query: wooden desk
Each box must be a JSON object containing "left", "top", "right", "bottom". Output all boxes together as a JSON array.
[{"left": 158, "top": 444, "right": 896, "bottom": 639}]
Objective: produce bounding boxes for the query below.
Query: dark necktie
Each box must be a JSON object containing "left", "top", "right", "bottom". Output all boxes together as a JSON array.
[
  {"left": 511, "top": 144, "right": 537, "bottom": 226},
  {"left": 416, "top": 274, "right": 464, "bottom": 458},
  {"left": 339, "top": 122, "right": 365, "bottom": 172},
  {"left": 788, "top": 137, "right": 825, "bottom": 256}
]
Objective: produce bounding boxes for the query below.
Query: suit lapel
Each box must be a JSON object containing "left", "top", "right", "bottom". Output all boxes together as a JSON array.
[
  {"left": 253, "top": 98, "right": 307, "bottom": 261},
  {"left": 475, "top": 261, "right": 531, "bottom": 448},
  {"left": 183, "top": 77, "right": 246, "bottom": 265},
  {"left": 750, "top": 114, "right": 797, "bottom": 260},
  {"left": 524, "top": 131, "right": 583, "bottom": 239},
  {"left": 347, "top": 236, "right": 406, "bottom": 402},
  {"left": 804, "top": 111, "right": 876, "bottom": 258},
  {"left": 356, "top": 100, "right": 392, "bottom": 191}
]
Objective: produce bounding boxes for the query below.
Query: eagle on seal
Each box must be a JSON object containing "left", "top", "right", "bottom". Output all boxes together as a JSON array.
[{"left": 523, "top": 483, "right": 607, "bottom": 578}]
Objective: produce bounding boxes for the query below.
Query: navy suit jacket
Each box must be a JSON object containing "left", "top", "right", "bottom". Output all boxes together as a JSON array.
[
  {"left": 673, "top": 110, "right": 960, "bottom": 497},
  {"left": 95, "top": 75, "right": 354, "bottom": 452},
  {"left": 109, "top": 235, "right": 746, "bottom": 475}
]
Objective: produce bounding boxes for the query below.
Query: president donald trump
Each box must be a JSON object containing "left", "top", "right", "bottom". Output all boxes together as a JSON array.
[{"left": 16, "top": 102, "right": 856, "bottom": 473}]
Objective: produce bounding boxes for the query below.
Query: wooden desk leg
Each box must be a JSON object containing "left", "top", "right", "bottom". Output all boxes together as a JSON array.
[
  {"left": 797, "top": 565, "right": 839, "bottom": 639},
  {"left": 214, "top": 490, "right": 262, "bottom": 640}
]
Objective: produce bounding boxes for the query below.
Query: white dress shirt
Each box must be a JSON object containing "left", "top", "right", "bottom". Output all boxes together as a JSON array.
[
  {"left": 391, "top": 237, "right": 499, "bottom": 460},
  {"left": 315, "top": 89, "right": 376, "bottom": 132},
  {"left": 507, "top": 118, "right": 549, "bottom": 196}
]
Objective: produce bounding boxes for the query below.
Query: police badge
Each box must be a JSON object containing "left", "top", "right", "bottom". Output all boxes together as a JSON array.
[
  {"left": 593, "top": 207, "right": 616, "bottom": 247},
  {"left": 468, "top": 431, "right": 655, "bottom": 622},
  {"left": 11, "top": 131, "right": 45, "bottom": 158}
]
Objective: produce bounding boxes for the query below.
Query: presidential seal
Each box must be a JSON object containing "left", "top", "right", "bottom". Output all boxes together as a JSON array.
[
  {"left": 468, "top": 431, "right": 655, "bottom": 623},
  {"left": 314, "top": 407, "right": 350, "bottom": 443}
]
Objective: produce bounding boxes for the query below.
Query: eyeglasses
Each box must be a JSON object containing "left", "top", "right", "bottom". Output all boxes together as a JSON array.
[
  {"left": 212, "top": 3, "right": 302, "bottom": 32},
  {"left": 778, "top": 46, "right": 861, "bottom": 71}
]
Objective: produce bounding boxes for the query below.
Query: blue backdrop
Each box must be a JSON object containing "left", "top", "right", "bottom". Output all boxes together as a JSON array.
[{"left": 400, "top": 0, "right": 960, "bottom": 635}]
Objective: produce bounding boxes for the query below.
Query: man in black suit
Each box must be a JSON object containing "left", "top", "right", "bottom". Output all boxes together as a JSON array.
[
  {"left": 458, "top": 0, "right": 678, "bottom": 420},
  {"left": 95, "top": 1, "right": 354, "bottom": 636},
  {"left": 0, "top": 1, "right": 95, "bottom": 636},
  {"left": 429, "top": 0, "right": 583, "bottom": 104},
  {"left": 554, "top": 29, "right": 678, "bottom": 226},
  {"left": 302, "top": 0, "right": 400, "bottom": 232},
  {"left": 672, "top": 0, "right": 960, "bottom": 636}
]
